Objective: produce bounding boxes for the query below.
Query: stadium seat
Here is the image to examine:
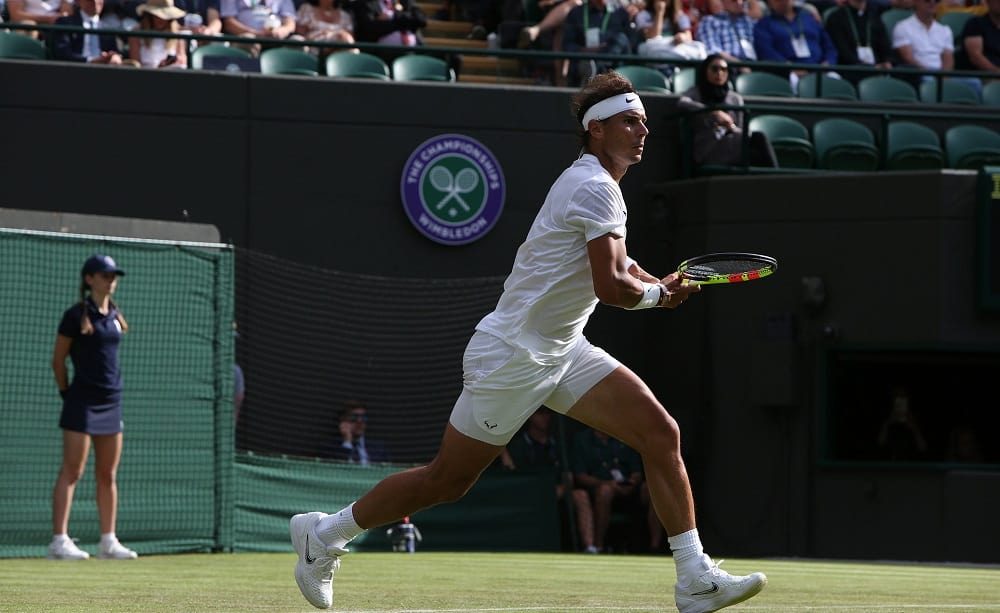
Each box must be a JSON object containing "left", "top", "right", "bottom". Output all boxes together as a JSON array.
[
  {"left": 325, "top": 51, "right": 391, "bottom": 80},
  {"left": 945, "top": 124, "right": 1000, "bottom": 169},
  {"left": 918, "top": 78, "right": 981, "bottom": 104},
  {"left": 615, "top": 64, "right": 671, "bottom": 93},
  {"left": 190, "top": 44, "right": 252, "bottom": 70},
  {"left": 0, "top": 31, "right": 47, "bottom": 60},
  {"left": 391, "top": 54, "right": 455, "bottom": 82},
  {"left": 880, "top": 8, "right": 913, "bottom": 37},
  {"left": 983, "top": 80, "right": 1000, "bottom": 107},
  {"left": 939, "top": 10, "right": 974, "bottom": 46},
  {"left": 885, "top": 121, "right": 945, "bottom": 171},
  {"left": 260, "top": 47, "right": 319, "bottom": 76},
  {"left": 812, "top": 118, "right": 879, "bottom": 171},
  {"left": 857, "top": 75, "right": 919, "bottom": 103},
  {"left": 747, "top": 114, "right": 814, "bottom": 169},
  {"left": 671, "top": 67, "right": 696, "bottom": 95},
  {"left": 797, "top": 73, "right": 858, "bottom": 101},
  {"left": 736, "top": 71, "right": 795, "bottom": 97}
]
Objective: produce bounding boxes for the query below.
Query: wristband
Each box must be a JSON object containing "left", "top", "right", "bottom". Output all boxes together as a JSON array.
[{"left": 626, "top": 282, "right": 665, "bottom": 310}]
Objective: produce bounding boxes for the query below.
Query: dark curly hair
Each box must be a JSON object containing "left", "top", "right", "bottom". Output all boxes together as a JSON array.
[{"left": 571, "top": 71, "right": 636, "bottom": 149}]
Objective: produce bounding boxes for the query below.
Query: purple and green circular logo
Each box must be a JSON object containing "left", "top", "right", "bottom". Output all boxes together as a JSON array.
[{"left": 401, "top": 134, "right": 505, "bottom": 246}]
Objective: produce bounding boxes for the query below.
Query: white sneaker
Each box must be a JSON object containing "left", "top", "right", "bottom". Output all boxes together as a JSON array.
[
  {"left": 98, "top": 539, "right": 138, "bottom": 560},
  {"left": 47, "top": 538, "right": 90, "bottom": 560},
  {"left": 291, "top": 512, "right": 348, "bottom": 609},
  {"left": 674, "top": 559, "right": 767, "bottom": 613}
]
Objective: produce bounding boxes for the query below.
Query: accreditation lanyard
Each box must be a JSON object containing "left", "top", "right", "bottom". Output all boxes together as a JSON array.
[
  {"left": 845, "top": 8, "right": 876, "bottom": 64},
  {"left": 782, "top": 12, "right": 811, "bottom": 59},
  {"left": 729, "top": 15, "right": 757, "bottom": 60},
  {"left": 583, "top": 5, "right": 613, "bottom": 35}
]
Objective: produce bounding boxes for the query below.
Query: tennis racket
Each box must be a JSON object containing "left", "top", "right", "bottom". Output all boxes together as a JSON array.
[{"left": 677, "top": 252, "right": 777, "bottom": 285}]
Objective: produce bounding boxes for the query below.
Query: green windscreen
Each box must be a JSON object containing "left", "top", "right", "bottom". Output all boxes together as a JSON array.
[{"left": 0, "top": 229, "right": 234, "bottom": 558}]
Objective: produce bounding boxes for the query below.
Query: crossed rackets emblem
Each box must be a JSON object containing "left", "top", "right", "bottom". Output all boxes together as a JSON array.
[{"left": 428, "top": 165, "right": 480, "bottom": 218}]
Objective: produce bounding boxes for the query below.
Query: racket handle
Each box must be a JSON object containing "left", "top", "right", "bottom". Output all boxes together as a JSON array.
[{"left": 680, "top": 278, "right": 702, "bottom": 287}]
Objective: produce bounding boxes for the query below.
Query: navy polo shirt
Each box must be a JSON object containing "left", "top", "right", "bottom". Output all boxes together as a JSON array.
[
  {"left": 58, "top": 298, "right": 123, "bottom": 392},
  {"left": 964, "top": 15, "right": 1000, "bottom": 68}
]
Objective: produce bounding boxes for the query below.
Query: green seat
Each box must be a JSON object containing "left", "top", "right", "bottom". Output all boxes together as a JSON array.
[
  {"left": 391, "top": 54, "right": 455, "bottom": 82},
  {"left": 0, "top": 31, "right": 47, "bottom": 60},
  {"left": 325, "top": 51, "right": 390, "bottom": 79},
  {"left": 615, "top": 64, "right": 670, "bottom": 93},
  {"left": 190, "top": 44, "right": 252, "bottom": 70},
  {"left": 918, "top": 78, "right": 980, "bottom": 104},
  {"left": 945, "top": 124, "right": 1000, "bottom": 169},
  {"left": 983, "top": 80, "right": 1000, "bottom": 107},
  {"left": 747, "top": 114, "right": 815, "bottom": 169},
  {"left": 880, "top": 7, "right": 913, "bottom": 36},
  {"left": 671, "top": 67, "right": 696, "bottom": 95},
  {"left": 812, "top": 118, "right": 879, "bottom": 171},
  {"left": 797, "top": 73, "right": 858, "bottom": 101},
  {"left": 939, "top": 10, "right": 974, "bottom": 45},
  {"left": 260, "top": 47, "right": 319, "bottom": 76},
  {"left": 736, "top": 71, "right": 795, "bottom": 97},
  {"left": 885, "top": 121, "right": 945, "bottom": 170},
  {"left": 857, "top": 75, "right": 919, "bottom": 103}
]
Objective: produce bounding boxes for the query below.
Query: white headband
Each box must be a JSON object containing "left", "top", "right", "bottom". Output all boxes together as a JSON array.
[{"left": 581, "top": 93, "right": 645, "bottom": 130}]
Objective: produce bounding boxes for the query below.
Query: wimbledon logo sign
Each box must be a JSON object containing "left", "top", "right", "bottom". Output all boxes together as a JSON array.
[{"left": 400, "top": 134, "right": 505, "bottom": 246}]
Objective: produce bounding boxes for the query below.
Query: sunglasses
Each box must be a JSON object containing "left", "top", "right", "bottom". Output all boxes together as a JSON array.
[
  {"left": 709, "top": 65, "right": 729, "bottom": 73},
  {"left": 349, "top": 413, "right": 368, "bottom": 422}
]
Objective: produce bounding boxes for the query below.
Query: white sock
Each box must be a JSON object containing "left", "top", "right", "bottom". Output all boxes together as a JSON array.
[
  {"left": 52, "top": 534, "right": 70, "bottom": 545},
  {"left": 317, "top": 502, "right": 365, "bottom": 549},
  {"left": 100, "top": 532, "right": 117, "bottom": 546},
  {"left": 668, "top": 529, "right": 710, "bottom": 586}
]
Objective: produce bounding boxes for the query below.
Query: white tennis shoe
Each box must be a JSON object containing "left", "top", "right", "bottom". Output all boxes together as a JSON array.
[
  {"left": 674, "top": 559, "right": 767, "bottom": 613},
  {"left": 47, "top": 538, "right": 90, "bottom": 560},
  {"left": 98, "top": 538, "right": 138, "bottom": 560},
  {"left": 291, "top": 512, "right": 348, "bottom": 609}
]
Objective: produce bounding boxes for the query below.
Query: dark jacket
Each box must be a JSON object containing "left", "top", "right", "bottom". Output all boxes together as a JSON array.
[
  {"left": 52, "top": 11, "right": 120, "bottom": 62},
  {"left": 348, "top": 0, "right": 426, "bottom": 45}
]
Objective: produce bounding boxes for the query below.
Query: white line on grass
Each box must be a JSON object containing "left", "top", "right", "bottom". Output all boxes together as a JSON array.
[{"left": 346, "top": 607, "right": 1000, "bottom": 613}]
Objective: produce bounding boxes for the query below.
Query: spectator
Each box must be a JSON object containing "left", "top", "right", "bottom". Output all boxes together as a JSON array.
[
  {"left": 561, "top": 0, "right": 635, "bottom": 84},
  {"left": 52, "top": 0, "right": 137, "bottom": 64},
  {"left": 892, "top": 0, "right": 955, "bottom": 72},
  {"left": 753, "top": 0, "right": 838, "bottom": 90},
  {"left": 49, "top": 254, "right": 138, "bottom": 561},
  {"left": 296, "top": 0, "right": 356, "bottom": 56},
  {"left": 946, "top": 423, "right": 986, "bottom": 463},
  {"left": 328, "top": 400, "right": 391, "bottom": 465},
  {"left": 127, "top": 0, "right": 189, "bottom": 68},
  {"left": 677, "top": 54, "right": 779, "bottom": 166},
  {"left": 962, "top": 0, "right": 1000, "bottom": 74},
  {"left": 178, "top": 0, "right": 224, "bottom": 40},
  {"left": 695, "top": 0, "right": 760, "bottom": 67},
  {"left": 499, "top": 407, "right": 572, "bottom": 500},
  {"left": 219, "top": 0, "right": 299, "bottom": 55},
  {"left": 518, "top": 0, "right": 585, "bottom": 86},
  {"left": 6, "top": 0, "right": 73, "bottom": 39},
  {"left": 571, "top": 426, "right": 643, "bottom": 553},
  {"left": 635, "top": 0, "right": 708, "bottom": 63},
  {"left": 876, "top": 386, "right": 928, "bottom": 461},
  {"left": 824, "top": 0, "right": 893, "bottom": 82},
  {"left": 347, "top": 0, "right": 427, "bottom": 63}
]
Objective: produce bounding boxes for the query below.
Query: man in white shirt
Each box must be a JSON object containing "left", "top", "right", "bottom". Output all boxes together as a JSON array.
[
  {"left": 892, "top": 0, "right": 954, "bottom": 70},
  {"left": 288, "top": 72, "right": 767, "bottom": 613}
]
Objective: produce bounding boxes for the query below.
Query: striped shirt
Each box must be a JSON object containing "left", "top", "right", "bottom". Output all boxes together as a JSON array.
[{"left": 697, "top": 12, "right": 757, "bottom": 59}]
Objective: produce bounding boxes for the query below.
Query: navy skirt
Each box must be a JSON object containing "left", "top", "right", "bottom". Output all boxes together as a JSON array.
[{"left": 60, "top": 385, "right": 123, "bottom": 435}]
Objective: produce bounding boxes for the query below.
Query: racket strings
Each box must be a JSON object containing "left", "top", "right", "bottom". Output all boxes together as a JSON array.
[{"left": 684, "top": 259, "right": 771, "bottom": 279}]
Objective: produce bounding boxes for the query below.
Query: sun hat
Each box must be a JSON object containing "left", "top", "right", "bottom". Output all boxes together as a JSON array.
[
  {"left": 136, "top": 0, "right": 187, "bottom": 21},
  {"left": 81, "top": 254, "right": 126, "bottom": 277}
]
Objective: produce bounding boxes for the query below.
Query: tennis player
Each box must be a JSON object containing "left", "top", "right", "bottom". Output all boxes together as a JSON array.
[{"left": 291, "top": 72, "right": 767, "bottom": 613}]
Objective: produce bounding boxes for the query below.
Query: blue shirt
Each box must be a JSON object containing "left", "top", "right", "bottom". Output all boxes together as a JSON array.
[
  {"left": 753, "top": 7, "right": 837, "bottom": 65},
  {"left": 697, "top": 12, "right": 757, "bottom": 59},
  {"left": 58, "top": 298, "right": 123, "bottom": 392}
]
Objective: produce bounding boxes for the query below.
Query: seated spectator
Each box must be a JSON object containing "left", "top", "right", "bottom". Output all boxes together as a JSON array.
[
  {"left": 327, "top": 400, "right": 391, "bottom": 465},
  {"left": 6, "top": 0, "right": 73, "bottom": 39},
  {"left": 946, "top": 423, "right": 986, "bottom": 463},
  {"left": 499, "top": 407, "right": 572, "bottom": 498},
  {"left": 962, "top": 0, "right": 1000, "bottom": 74},
  {"left": 219, "top": 0, "right": 300, "bottom": 55},
  {"left": 127, "top": 0, "right": 189, "bottom": 68},
  {"left": 876, "top": 386, "right": 928, "bottom": 461},
  {"left": 52, "top": 0, "right": 138, "bottom": 64},
  {"left": 695, "top": 0, "right": 760, "bottom": 68},
  {"left": 825, "top": 0, "right": 893, "bottom": 83},
  {"left": 347, "top": 0, "right": 427, "bottom": 63},
  {"left": 893, "top": 0, "right": 981, "bottom": 92},
  {"left": 295, "top": 0, "right": 356, "bottom": 57},
  {"left": 178, "top": 0, "right": 224, "bottom": 40},
  {"left": 635, "top": 0, "right": 708, "bottom": 63},
  {"left": 753, "top": 0, "right": 838, "bottom": 91},
  {"left": 571, "top": 426, "right": 643, "bottom": 554},
  {"left": 518, "top": 0, "right": 585, "bottom": 86},
  {"left": 677, "top": 53, "right": 778, "bottom": 167},
  {"left": 561, "top": 0, "right": 635, "bottom": 84}
]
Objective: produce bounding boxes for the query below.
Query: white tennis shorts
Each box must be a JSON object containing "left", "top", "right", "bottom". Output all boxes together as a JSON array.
[{"left": 448, "top": 330, "right": 620, "bottom": 446}]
